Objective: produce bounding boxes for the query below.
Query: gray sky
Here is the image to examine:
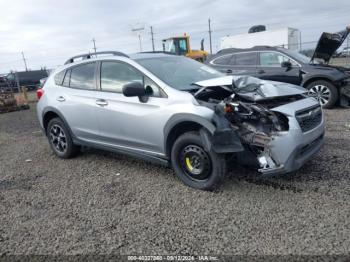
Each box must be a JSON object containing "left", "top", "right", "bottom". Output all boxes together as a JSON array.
[{"left": 0, "top": 0, "right": 349, "bottom": 73}]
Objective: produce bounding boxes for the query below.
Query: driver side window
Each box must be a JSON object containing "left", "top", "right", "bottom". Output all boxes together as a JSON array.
[
  {"left": 100, "top": 61, "right": 163, "bottom": 97},
  {"left": 259, "top": 52, "right": 297, "bottom": 67}
]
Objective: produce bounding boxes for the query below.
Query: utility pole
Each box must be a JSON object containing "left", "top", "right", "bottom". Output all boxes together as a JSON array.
[
  {"left": 92, "top": 38, "right": 97, "bottom": 55},
  {"left": 208, "top": 18, "right": 213, "bottom": 54},
  {"left": 299, "top": 31, "right": 302, "bottom": 51},
  {"left": 132, "top": 26, "right": 144, "bottom": 52},
  {"left": 150, "top": 26, "right": 155, "bottom": 51},
  {"left": 21, "top": 51, "right": 28, "bottom": 71}
]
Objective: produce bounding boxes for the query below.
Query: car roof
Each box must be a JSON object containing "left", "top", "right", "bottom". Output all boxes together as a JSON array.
[{"left": 129, "top": 52, "right": 177, "bottom": 60}]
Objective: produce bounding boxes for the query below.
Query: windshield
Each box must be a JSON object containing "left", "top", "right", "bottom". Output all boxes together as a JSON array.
[
  {"left": 136, "top": 56, "right": 224, "bottom": 90},
  {"left": 283, "top": 49, "right": 318, "bottom": 64}
]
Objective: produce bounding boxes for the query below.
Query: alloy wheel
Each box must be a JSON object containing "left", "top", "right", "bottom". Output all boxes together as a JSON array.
[
  {"left": 308, "top": 84, "right": 331, "bottom": 106},
  {"left": 49, "top": 124, "right": 67, "bottom": 153}
]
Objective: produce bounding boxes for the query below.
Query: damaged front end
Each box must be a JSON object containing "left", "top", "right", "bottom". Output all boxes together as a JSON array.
[{"left": 194, "top": 75, "right": 325, "bottom": 176}]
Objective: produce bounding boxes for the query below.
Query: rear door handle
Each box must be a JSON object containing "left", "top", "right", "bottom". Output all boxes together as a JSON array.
[
  {"left": 96, "top": 99, "right": 108, "bottom": 106},
  {"left": 257, "top": 69, "right": 265, "bottom": 74},
  {"left": 56, "top": 96, "right": 65, "bottom": 102},
  {"left": 226, "top": 69, "right": 233, "bottom": 74}
]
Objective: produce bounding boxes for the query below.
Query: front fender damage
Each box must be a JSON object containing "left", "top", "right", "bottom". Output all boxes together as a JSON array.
[{"left": 199, "top": 112, "right": 244, "bottom": 154}]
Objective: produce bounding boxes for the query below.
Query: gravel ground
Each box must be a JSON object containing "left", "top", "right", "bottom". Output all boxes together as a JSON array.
[{"left": 0, "top": 105, "right": 350, "bottom": 256}]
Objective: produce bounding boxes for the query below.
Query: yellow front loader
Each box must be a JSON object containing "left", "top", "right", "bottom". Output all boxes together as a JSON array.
[{"left": 162, "top": 35, "right": 208, "bottom": 62}]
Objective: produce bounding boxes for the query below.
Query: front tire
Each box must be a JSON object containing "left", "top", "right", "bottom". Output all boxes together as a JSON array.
[
  {"left": 171, "top": 131, "right": 226, "bottom": 191},
  {"left": 306, "top": 80, "right": 338, "bottom": 109},
  {"left": 46, "top": 117, "right": 80, "bottom": 159}
]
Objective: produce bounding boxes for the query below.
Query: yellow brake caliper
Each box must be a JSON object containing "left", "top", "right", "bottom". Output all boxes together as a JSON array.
[{"left": 185, "top": 157, "right": 193, "bottom": 171}]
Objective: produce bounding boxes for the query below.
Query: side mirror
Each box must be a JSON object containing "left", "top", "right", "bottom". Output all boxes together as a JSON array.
[
  {"left": 281, "top": 61, "right": 292, "bottom": 68},
  {"left": 122, "top": 82, "right": 148, "bottom": 102}
]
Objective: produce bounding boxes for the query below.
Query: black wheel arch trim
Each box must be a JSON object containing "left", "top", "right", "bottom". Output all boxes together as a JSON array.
[
  {"left": 163, "top": 113, "right": 244, "bottom": 157},
  {"left": 301, "top": 75, "right": 341, "bottom": 88},
  {"left": 42, "top": 107, "right": 76, "bottom": 139}
]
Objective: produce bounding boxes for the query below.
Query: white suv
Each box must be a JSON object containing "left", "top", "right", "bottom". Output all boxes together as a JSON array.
[{"left": 36, "top": 51, "right": 325, "bottom": 190}]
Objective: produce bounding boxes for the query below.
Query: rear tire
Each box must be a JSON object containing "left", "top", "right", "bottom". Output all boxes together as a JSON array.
[
  {"left": 46, "top": 117, "right": 80, "bottom": 159},
  {"left": 306, "top": 80, "right": 338, "bottom": 109},
  {"left": 171, "top": 131, "right": 226, "bottom": 191}
]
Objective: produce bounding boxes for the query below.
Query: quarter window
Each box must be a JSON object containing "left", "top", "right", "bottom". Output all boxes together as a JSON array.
[
  {"left": 69, "top": 63, "right": 96, "bottom": 90},
  {"left": 62, "top": 70, "right": 71, "bottom": 87},
  {"left": 144, "top": 77, "right": 162, "bottom": 97},
  {"left": 54, "top": 70, "right": 65, "bottom": 85},
  {"left": 100, "top": 61, "right": 143, "bottom": 93}
]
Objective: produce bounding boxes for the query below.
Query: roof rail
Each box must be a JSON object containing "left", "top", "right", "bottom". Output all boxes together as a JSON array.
[
  {"left": 139, "top": 51, "right": 177, "bottom": 55},
  {"left": 64, "top": 51, "right": 129, "bottom": 65}
]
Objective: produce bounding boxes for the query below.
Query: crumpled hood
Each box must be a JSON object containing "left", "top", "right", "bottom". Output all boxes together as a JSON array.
[
  {"left": 195, "top": 75, "right": 307, "bottom": 101},
  {"left": 311, "top": 28, "right": 350, "bottom": 63}
]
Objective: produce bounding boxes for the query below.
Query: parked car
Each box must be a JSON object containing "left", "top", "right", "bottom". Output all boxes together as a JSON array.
[
  {"left": 0, "top": 76, "right": 10, "bottom": 91},
  {"left": 37, "top": 51, "right": 324, "bottom": 190},
  {"left": 206, "top": 27, "right": 350, "bottom": 109},
  {"left": 6, "top": 69, "right": 49, "bottom": 91}
]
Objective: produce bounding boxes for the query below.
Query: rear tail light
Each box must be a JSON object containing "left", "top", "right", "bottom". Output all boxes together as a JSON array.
[{"left": 36, "top": 88, "right": 44, "bottom": 100}]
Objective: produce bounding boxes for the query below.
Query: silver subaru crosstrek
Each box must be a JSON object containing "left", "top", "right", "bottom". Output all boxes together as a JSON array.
[{"left": 37, "top": 51, "right": 325, "bottom": 190}]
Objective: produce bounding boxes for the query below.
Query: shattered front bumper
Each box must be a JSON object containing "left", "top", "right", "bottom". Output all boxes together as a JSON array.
[{"left": 258, "top": 98, "right": 325, "bottom": 176}]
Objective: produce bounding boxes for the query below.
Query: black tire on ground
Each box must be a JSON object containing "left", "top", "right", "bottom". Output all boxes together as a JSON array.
[
  {"left": 46, "top": 117, "right": 80, "bottom": 159},
  {"left": 170, "top": 131, "right": 226, "bottom": 191},
  {"left": 306, "top": 80, "right": 338, "bottom": 109}
]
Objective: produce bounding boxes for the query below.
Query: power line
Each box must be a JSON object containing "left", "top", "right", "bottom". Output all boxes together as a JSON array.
[{"left": 208, "top": 18, "right": 213, "bottom": 54}]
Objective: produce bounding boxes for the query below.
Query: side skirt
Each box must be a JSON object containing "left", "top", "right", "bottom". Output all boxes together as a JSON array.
[{"left": 73, "top": 138, "right": 170, "bottom": 167}]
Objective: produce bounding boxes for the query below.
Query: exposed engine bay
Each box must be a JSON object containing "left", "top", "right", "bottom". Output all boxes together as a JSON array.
[{"left": 192, "top": 75, "right": 313, "bottom": 174}]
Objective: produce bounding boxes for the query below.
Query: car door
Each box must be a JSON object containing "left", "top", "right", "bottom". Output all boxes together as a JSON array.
[
  {"left": 55, "top": 62, "right": 100, "bottom": 142},
  {"left": 94, "top": 60, "right": 168, "bottom": 155},
  {"left": 227, "top": 52, "right": 258, "bottom": 76},
  {"left": 257, "top": 51, "right": 302, "bottom": 85}
]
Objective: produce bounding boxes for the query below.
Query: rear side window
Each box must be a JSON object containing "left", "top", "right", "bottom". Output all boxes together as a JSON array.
[
  {"left": 231, "top": 53, "right": 257, "bottom": 66},
  {"left": 212, "top": 54, "right": 232, "bottom": 65},
  {"left": 69, "top": 63, "right": 96, "bottom": 90}
]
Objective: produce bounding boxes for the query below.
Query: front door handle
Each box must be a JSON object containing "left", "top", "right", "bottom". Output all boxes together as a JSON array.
[
  {"left": 226, "top": 69, "right": 233, "bottom": 74},
  {"left": 257, "top": 69, "right": 265, "bottom": 74},
  {"left": 56, "top": 96, "right": 65, "bottom": 102},
  {"left": 96, "top": 99, "right": 108, "bottom": 106}
]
